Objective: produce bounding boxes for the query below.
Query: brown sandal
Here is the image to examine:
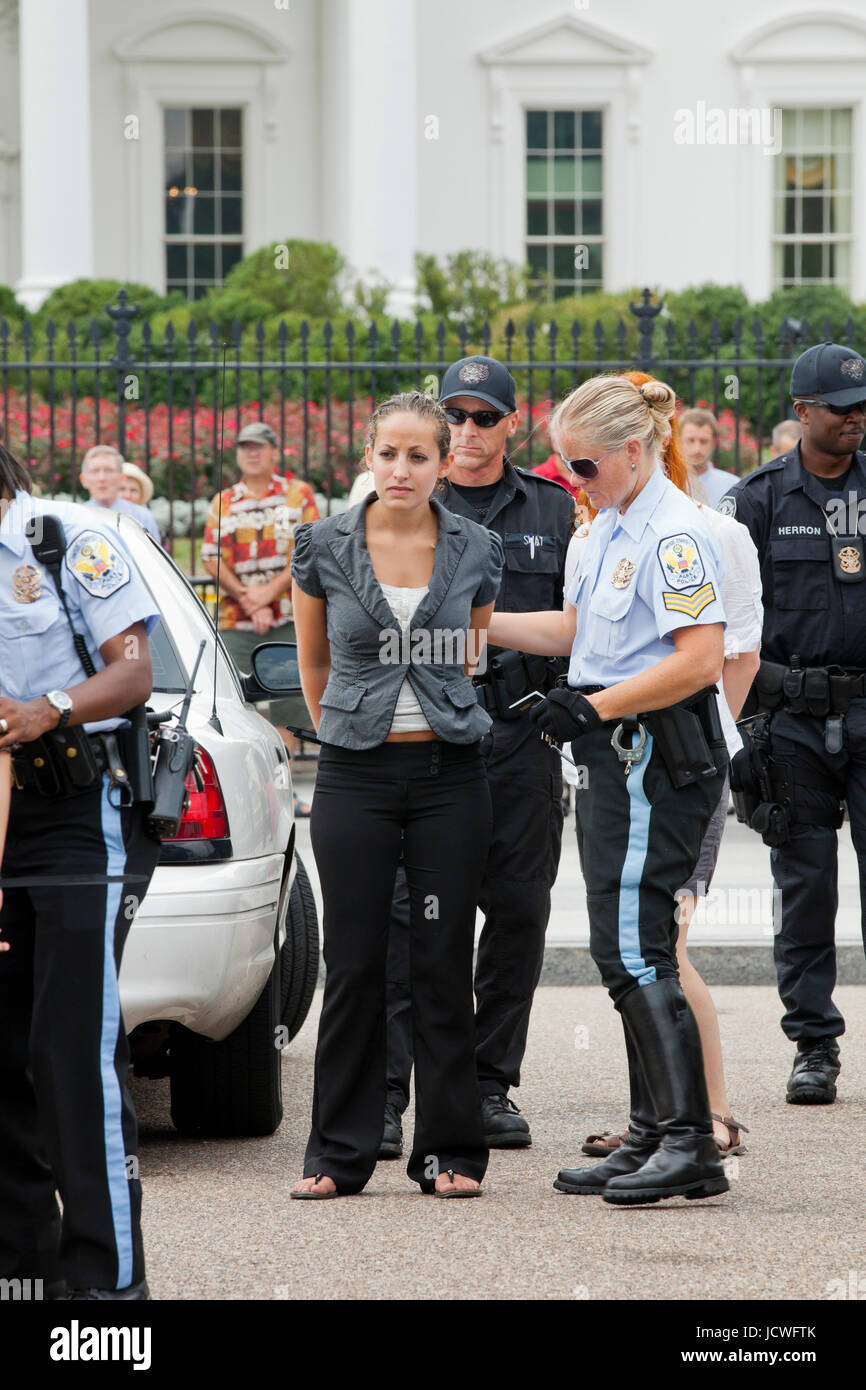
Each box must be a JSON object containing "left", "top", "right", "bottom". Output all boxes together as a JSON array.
[
  {"left": 582, "top": 1129, "right": 629, "bottom": 1157},
  {"left": 290, "top": 1173, "right": 342, "bottom": 1200},
  {"left": 712, "top": 1113, "right": 749, "bottom": 1156}
]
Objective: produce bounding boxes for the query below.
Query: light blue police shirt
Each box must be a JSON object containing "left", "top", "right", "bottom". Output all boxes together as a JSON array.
[
  {"left": 565, "top": 468, "right": 727, "bottom": 688},
  {"left": 87, "top": 494, "right": 162, "bottom": 542},
  {"left": 0, "top": 491, "right": 160, "bottom": 732}
]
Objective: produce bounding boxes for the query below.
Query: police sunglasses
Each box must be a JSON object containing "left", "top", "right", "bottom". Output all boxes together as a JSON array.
[
  {"left": 558, "top": 446, "right": 621, "bottom": 481},
  {"left": 443, "top": 407, "right": 509, "bottom": 428},
  {"left": 796, "top": 398, "right": 866, "bottom": 417}
]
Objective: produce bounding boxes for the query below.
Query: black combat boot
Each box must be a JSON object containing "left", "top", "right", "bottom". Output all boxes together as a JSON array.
[
  {"left": 378, "top": 1101, "right": 404, "bottom": 1159},
  {"left": 603, "top": 979, "right": 729, "bottom": 1206},
  {"left": 554, "top": 1016, "right": 659, "bottom": 1194},
  {"left": 786, "top": 1037, "right": 841, "bottom": 1104}
]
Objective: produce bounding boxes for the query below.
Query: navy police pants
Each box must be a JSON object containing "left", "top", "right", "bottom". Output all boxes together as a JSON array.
[{"left": 0, "top": 777, "right": 160, "bottom": 1290}]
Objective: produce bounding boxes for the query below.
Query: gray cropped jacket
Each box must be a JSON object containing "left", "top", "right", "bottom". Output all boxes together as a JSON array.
[{"left": 291, "top": 494, "right": 503, "bottom": 749}]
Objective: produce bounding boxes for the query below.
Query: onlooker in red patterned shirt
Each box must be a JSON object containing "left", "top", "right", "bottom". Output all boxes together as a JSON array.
[{"left": 201, "top": 421, "right": 320, "bottom": 812}]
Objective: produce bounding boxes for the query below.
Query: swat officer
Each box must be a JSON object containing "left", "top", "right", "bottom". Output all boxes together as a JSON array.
[
  {"left": 0, "top": 443, "right": 161, "bottom": 1299},
  {"left": 722, "top": 342, "right": 866, "bottom": 1105},
  {"left": 381, "top": 356, "right": 574, "bottom": 1154}
]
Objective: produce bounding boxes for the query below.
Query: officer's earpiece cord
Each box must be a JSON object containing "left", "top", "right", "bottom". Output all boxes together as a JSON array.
[{"left": 208, "top": 343, "right": 229, "bottom": 734}]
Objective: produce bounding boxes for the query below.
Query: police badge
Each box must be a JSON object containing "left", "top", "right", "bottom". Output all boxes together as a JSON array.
[
  {"left": 458, "top": 362, "right": 490, "bottom": 385},
  {"left": 830, "top": 535, "right": 865, "bottom": 583},
  {"left": 13, "top": 564, "right": 42, "bottom": 602},
  {"left": 611, "top": 558, "right": 636, "bottom": 588}
]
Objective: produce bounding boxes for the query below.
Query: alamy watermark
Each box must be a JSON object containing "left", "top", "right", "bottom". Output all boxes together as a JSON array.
[{"left": 674, "top": 103, "right": 782, "bottom": 156}]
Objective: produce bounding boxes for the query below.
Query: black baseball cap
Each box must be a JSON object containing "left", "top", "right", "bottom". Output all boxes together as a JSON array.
[
  {"left": 439, "top": 356, "right": 517, "bottom": 414},
  {"left": 790, "top": 342, "right": 866, "bottom": 407}
]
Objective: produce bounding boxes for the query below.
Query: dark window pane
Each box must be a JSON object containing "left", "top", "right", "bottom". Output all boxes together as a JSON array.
[
  {"left": 783, "top": 244, "right": 797, "bottom": 279},
  {"left": 221, "top": 196, "right": 242, "bottom": 235},
  {"left": 527, "top": 201, "right": 548, "bottom": 235},
  {"left": 166, "top": 244, "right": 188, "bottom": 279},
  {"left": 527, "top": 244, "right": 548, "bottom": 273},
  {"left": 802, "top": 196, "right": 824, "bottom": 233},
  {"left": 192, "top": 283, "right": 212, "bottom": 300},
  {"left": 219, "top": 109, "right": 242, "bottom": 148},
  {"left": 587, "top": 244, "right": 603, "bottom": 281},
  {"left": 194, "top": 244, "right": 215, "bottom": 279},
  {"left": 192, "top": 109, "right": 214, "bottom": 147},
  {"left": 526, "top": 111, "right": 548, "bottom": 149},
  {"left": 164, "top": 109, "right": 187, "bottom": 146},
  {"left": 192, "top": 152, "right": 215, "bottom": 191},
  {"left": 220, "top": 152, "right": 242, "bottom": 192},
  {"left": 582, "top": 200, "right": 602, "bottom": 236},
  {"left": 165, "top": 194, "right": 191, "bottom": 235},
  {"left": 554, "top": 112, "right": 575, "bottom": 150},
  {"left": 553, "top": 203, "right": 575, "bottom": 236},
  {"left": 581, "top": 155, "right": 602, "bottom": 195},
  {"left": 220, "top": 242, "right": 244, "bottom": 278},
  {"left": 582, "top": 111, "right": 602, "bottom": 149},
  {"left": 784, "top": 196, "right": 797, "bottom": 233},
  {"left": 193, "top": 195, "right": 215, "bottom": 234},
  {"left": 801, "top": 242, "right": 822, "bottom": 278},
  {"left": 553, "top": 244, "right": 575, "bottom": 278},
  {"left": 164, "top": 151, "right": 186, "bottom": 190}
]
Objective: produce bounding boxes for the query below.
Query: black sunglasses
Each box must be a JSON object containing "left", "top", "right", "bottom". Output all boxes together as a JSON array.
[
  {"left": 559, "top": 446, "right": 621, "bottom": 481},
  {"left": 444, "top": 407, "right": 509, "bottom": 429},
  {"left": 796, "top": 398, "right": 866, "bottom": 417}
]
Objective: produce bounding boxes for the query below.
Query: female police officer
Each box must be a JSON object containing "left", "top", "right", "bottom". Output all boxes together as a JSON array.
[
  {"left": 487, "top": 375, "right": 730, "bottom": 1205},
  {"left": 0, "top": 442, "right": 160, "bottom": 1298}
]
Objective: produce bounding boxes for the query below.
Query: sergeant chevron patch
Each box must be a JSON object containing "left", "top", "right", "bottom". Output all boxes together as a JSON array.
[{"left": 661, "top": 582, "right": 717, "bottom": 618}]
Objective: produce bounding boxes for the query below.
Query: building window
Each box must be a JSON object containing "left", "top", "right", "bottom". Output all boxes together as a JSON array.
[
  {"left": 525, "top": 109, "right": 603, "bottom": 299},
  {"left": 773, "top": 108, "right": 852, "bottom": 288},
  {"left": 164, "top": 107, "right": 244, "bottom": 299}
]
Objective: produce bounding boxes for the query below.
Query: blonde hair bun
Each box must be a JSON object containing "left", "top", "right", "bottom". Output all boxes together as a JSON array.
[{"left": 638, "top": 380, "right": 677, "bottom": 418}]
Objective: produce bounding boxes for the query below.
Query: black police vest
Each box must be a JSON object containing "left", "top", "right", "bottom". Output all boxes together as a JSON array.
[
  {"left": 439, "top": 460, "right": 573, "bottom": 615},
  {"left": 731, "top": 448, "right": 866, "bottom": 669}
]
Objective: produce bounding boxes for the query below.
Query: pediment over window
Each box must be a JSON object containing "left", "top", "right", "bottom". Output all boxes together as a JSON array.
[
  {"left": 478, "top": 14, "right": 651, "bottom": 67},
  {"left": 113, "top": 11, "right": 288, "bottom": 64},
  {"left": 730, "top": 11, "right": 866, "bottom": 63}
]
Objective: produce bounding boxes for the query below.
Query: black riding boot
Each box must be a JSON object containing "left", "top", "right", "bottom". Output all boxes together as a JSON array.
[
  {"left": 604, "top": 978, "right": 729, "bottom": 1206},
  {"left": 554, "top": 1014, "right": 659, "bottom": 1194}
]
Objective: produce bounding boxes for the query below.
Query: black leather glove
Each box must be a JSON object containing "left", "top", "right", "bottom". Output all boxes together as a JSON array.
[{"left": 529, "top": 688, "right": 603, "bottom": 744}]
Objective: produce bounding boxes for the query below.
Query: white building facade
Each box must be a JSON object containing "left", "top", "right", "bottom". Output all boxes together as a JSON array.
[{"left": 0, "top": 0, "right": 864, "bottom": 310}]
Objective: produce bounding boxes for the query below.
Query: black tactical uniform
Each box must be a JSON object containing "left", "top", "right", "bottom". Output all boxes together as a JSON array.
[
  {"left": 384, "top": 390, "right": 574, "bottom": 1148},
  {"left": 724, "top": 341, "right": 866, "bottom": 1102}
]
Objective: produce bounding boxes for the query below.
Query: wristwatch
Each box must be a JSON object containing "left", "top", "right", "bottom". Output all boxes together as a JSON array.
[{"left": 45, "top": 690, "right": 73, "bottom": 729}]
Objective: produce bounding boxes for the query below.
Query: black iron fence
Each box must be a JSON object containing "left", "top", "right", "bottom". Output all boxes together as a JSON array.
[{"left": 2, "top": 285, "right": 854, "bottom": 571}]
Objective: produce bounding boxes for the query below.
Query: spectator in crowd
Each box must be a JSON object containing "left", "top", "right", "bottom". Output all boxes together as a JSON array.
[
  {"left": 771, "top": 418, "right": 802, "bottom": 455},
  {"left": 201, "top": 422, "right": 320, "bottom": 817},
  {"left": 289, "top": 391, "right": 502, "bottom": 1199},
  {"left": 566, "top": 372, "right": 761, "bottom": 1161},
  {"left": 531, "top": 449, "right": 584, "bottom": 501},
  {"left": 679, "top": 408, "right": 738, "bottom": 507},
  {"left": 120, "top": 461, "right": 155, "bottom": 510},
  {"left": 79, "top": 445, "right": 161, "bottom": 542}
]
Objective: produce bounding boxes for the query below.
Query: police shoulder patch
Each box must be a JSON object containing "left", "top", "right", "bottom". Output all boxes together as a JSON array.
[
  {"left": 657, "top": 533, "right": 705, "bottom": 590},
  {"left": 66, "top": 530, "right": 130, "bottom": 598},
  {"left": 716, "top": 494, "right": 737, "bottom": 518},
  {"left": 662, "top": 583, "right": 717, "bottom": 618}
]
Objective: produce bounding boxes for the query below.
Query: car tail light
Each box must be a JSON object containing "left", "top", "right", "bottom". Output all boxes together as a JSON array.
[{"left": 163, "top": 745, "right": 229, "bottom": 841}]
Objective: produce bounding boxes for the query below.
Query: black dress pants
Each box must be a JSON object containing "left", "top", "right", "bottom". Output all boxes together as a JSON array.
[
  {"left": 385, "top": 718, "right": 563, "bottom": 1107},
  {"left": 768, "top": 701, "right": 866, "bottom": 1041},
  {"left": 0, "top": 778, "right": 160, "bottom": 1290},
  {"left": 306, "top": 739, "right": 492, "bottom": 1192}
]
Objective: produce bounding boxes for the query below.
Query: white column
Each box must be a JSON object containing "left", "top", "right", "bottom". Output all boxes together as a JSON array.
[
  {"left": 320, "top": 0, "right": 417, "bottom": 317},
  {"left": 16, "top": 0, "right": 93, "bottom": 310}
]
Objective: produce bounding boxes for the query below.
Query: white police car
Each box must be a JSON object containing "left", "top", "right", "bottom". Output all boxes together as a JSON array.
[{"left": 101, "top": 510, "right": 318, "bottom": 1138}]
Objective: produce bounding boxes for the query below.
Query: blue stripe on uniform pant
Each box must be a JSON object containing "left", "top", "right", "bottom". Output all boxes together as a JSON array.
[
  {"left": 618, "top": 731, "right": 658, "bottom": 988},
  {"left": 98, "top": 779, "right": 134, "bottom": 1290}
]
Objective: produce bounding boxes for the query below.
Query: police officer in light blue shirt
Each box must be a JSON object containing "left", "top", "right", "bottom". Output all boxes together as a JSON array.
[
  {"left": 488, "top": 375, "right": 732, "bottom": 1207},
  {"left": 80, "top": 444, "right": 161, "bottom": 542},
  {"left": 0, "top": 444, "right": 161, "bottom": 1300}
]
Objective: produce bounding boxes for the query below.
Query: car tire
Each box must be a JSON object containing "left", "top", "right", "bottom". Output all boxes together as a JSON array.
[
  {"left": 280, "top": 852, "right": 319, "bottom": 1041},
  {"left": 169, "top": 945, "right": 283, "bottom": 1139}
]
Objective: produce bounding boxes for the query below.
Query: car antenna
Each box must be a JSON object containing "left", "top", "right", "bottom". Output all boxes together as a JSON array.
[{"left": 208, "top": 341, "right": 229, "bottom": 734}]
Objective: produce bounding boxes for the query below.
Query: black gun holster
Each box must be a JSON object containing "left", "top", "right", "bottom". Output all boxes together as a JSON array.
[
  {"left": 643, "top": 687, "right": 725, "bottom": 790},
  {"left": 482, "top": 650, "right": 567, "bottom": 720}
]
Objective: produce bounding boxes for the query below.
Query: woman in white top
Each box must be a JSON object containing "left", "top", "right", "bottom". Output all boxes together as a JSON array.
[{"left": 565, "top": 373, "right": 762, "bottom": 1159}]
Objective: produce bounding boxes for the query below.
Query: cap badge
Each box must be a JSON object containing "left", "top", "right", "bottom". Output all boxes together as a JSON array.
[
  {"left": 458, "top": 362, "right": 489, "bottom": 384},
  {"left": 611, "top": 558, "right": 636, "bottom": 589},
  {"left": 838, "top": 545, "right": 862, "bottom": 575},
  {"left": 840, "top": 357, "right": 865, "bottom": 382},
  {"left": 13, "top": 563, "right": 42, "bottom": 602}
]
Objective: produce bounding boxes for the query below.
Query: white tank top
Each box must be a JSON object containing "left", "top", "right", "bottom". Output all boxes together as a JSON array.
[{"left": 379, "top": 583, "right": 432, "bottom": 733}]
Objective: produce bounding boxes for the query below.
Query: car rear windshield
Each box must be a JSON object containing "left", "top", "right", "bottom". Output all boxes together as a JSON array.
[{"left": 150, "top": 618, "right": 188, "bottom": 693}]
